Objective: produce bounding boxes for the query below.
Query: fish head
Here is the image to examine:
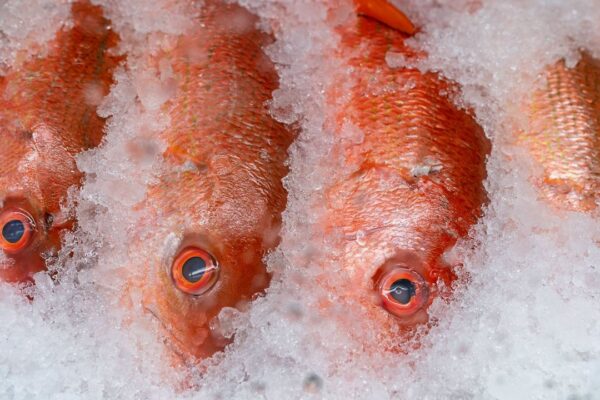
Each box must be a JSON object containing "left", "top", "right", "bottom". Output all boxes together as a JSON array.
[
  {"left": 325, "top": 167, "right": 460, "bottom": 333},
  {"left": 131, "top": 155, "right": 279, "bottom": 361},
  {"left": 0, "top": 122, "right": 80, "bottom": 283}
]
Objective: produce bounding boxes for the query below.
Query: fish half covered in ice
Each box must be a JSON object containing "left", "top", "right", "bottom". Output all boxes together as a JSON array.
[
  {"left": 126, "top": 0, "right": 294, "bottom": 362},
  {"left": 0, "top": 1, "right": 120, "bottom": 283},
  {"left": 322, "top": 1, "right": 489, "bottom": 332},
  {"left": 519, "top": 52, "right": 600, "bottom": 212}
]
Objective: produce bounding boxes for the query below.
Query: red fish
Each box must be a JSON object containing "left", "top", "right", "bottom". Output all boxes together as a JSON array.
[
  {"left": 127, "top": 0, "right": 294, "bottom": 362},
  {"left": 322, "top": 0, "right": 489, "bottom": 331},
  {"left": 519, "top": 53, "right": 600, "bottom": 212},
  {"left": 0, "top": 2, "right": 120, "bottom": 283}
]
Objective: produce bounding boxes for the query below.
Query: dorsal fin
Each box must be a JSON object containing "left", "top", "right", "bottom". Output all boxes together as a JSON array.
[{"left": 354, "top": 0, "right": 416, "bottom": 35}]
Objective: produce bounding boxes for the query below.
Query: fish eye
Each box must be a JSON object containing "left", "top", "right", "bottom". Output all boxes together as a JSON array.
[
  {"left": 389, "top": 278, "right": 416, "bottom": 304},
  {"left": 0, "top": 210, "right": 35, "bottom": 254},
  {"left": 378, "top": 267, "right": 429, "bottom": 317},
  {"left": 171, "top": 247, "right": 220, "bottom": 296}
]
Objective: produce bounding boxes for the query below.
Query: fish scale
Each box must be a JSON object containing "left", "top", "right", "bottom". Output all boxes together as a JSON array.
[{"left": 521, "top": 52, "right": 600, "bottom": 211}]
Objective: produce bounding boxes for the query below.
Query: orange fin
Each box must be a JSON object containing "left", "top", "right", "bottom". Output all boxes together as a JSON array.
[{"left": 354, "top": 0, "right": 416, "bottom": 35}]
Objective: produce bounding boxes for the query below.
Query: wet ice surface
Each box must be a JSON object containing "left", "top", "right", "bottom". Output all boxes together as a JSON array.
[{"left": 1, "top": 0, "right": 600, "bottom": 399}]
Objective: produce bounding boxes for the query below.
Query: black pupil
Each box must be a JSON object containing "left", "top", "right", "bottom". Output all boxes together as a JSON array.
[
  {"left": 2, "top": 220, "right": 25, "bottom": 244},
  {"left": 182, "top": 256, "right": 207, "bottom": 283},
  {"left": 389, "top": 279, "right": 416, "bottom": 305}
]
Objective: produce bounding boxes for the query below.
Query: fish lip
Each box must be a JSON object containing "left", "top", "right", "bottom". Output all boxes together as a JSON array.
[
  {"left": 142, "top": 304, "right": 191, "bottom": 364},
  {"left": 144, "top": 303, "right": 207, "bottom": 385}
]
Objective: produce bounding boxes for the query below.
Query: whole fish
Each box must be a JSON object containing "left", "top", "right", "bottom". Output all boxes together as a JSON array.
[
  {"left": 519, "top": 53, "right": 600, "bottom": 211},
  {"left": 130, "top": 0, "right": 294, "bottom": 361},
  {"left": 0, "top": 2, "right": 120, "bottom": 283},
  {"left": 323, "top": 0, "right": 489, "bottom": 330}
]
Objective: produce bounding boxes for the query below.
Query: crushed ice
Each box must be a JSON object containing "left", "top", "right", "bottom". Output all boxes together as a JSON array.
[{"left": 1, "top": 0, "right": 600, "bottom": 399}]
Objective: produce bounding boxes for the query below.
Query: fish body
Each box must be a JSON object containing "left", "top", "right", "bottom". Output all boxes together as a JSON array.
[
  {"left": 520, "top": 53, "right": 600, "bottom": 211},
  {"left": 324, "top": 16, "right": 489, "bottom": 330},
  {"left": 0, "top": 2, "right": 120, "bottom": 283},
  {"left": 133, "top": 0, "right": 294, "bottom": 361}
]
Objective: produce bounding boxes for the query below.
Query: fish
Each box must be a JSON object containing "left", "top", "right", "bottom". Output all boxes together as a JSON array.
[
  {"left": 0, "top": 1, "right": 120, "bottom": 283},
  {"left": 127, "top": 0, "right": 294, "bottom": 362},
  {"left": 518, "top": 53, "right": 600, "bottom": 212},
  {"left": 322, "top": 0, "right": 489, "bottom": 331}
]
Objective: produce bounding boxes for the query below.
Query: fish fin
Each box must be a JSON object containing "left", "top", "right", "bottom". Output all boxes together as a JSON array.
[{"left": 354, "top": 0, "right": 416, "bottom": 35}]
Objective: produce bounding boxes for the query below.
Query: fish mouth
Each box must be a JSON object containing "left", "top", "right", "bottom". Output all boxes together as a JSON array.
[
  {"left": 0, "top": 250, "right": 46, "bottom": 283},
  {"left": 142, "top": 304, "right": 190, "bottom": 363},
  {"left": 142, "top": 303, "right": 214, "bottom": 368}
]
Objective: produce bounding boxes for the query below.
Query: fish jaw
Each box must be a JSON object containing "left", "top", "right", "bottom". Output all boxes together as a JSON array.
[
  {"left": 520, "top": 53, "right": 600, "bottom": 212},
  {"left": 0, "top": 248, "right": 47, "bottom": 283},
  {"left": 0, "top": 1, "right": 120, "bottom": 283},
  {"left": 326, "top": 169, "right": 465, "bottom": 327}
]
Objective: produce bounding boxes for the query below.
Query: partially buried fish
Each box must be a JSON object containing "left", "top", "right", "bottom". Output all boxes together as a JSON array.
[
  {"left": 0, "top": 2, "right": 120, "bottom": 283},
  {"left": 127, "top": 0, "right": 294, "bottom": 362},
  {"left": 518, "top": 53, "right": 600, "bottom": 212},
  {"left": 322, "top": 0, "right": 489, "bottom": 332}
]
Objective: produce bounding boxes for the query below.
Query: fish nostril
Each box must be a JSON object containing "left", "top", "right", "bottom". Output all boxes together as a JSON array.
[
  {"left": 2, "top": 220, "right": 25, "bottom": 244},
  {"left": 389, "top": 278, "right": 416, "bottom": 305}
]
